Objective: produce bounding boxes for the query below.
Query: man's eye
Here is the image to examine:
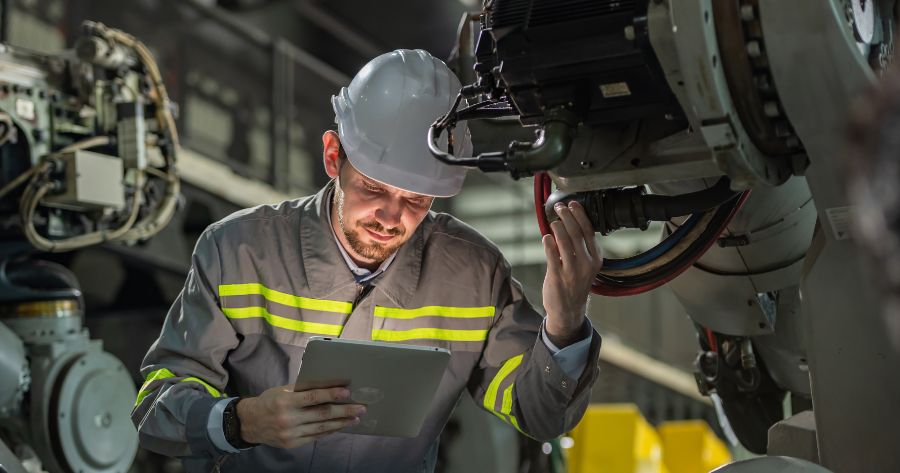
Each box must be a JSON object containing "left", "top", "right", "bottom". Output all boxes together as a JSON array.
[{"left": 364, "top": 183, "right": 382, "bottom": 193}]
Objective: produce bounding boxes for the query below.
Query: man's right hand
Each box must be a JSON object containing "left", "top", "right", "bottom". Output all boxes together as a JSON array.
[{"left": 236, "top": 383, "right": 366, "bottom": 449}]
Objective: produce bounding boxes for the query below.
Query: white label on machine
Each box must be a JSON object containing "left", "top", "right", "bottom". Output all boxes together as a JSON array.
[
  {"left": 825, "top": 206, "right": 852, "bottom": 240},
  {"left": 15, "top": 98, "right": 35, "bottom": 121},
  {"left": 600, "top": 82, "right": 632, "bottom": 98}
]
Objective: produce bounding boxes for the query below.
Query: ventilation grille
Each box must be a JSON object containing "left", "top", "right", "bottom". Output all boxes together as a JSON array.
[{"left": 492, "top": 0, "right": 637, "bottom": 29}]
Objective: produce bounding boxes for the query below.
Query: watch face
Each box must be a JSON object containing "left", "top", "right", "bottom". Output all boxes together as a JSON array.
[{"left": 224, "top": 402, "right": 239, "bottom": 441}]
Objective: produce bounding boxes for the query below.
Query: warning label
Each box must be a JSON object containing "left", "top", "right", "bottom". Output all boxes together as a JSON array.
[
  {"left": 825, "top": 206, "right": 852, "bottom": 241},
  {"left": 600, "top": 82, "right": 632, "bottom": 98}
]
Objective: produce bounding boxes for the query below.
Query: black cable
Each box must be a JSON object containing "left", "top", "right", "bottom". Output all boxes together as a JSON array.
[
  {"left": 642, "top": 177, "right": 737, "bottom": 220},
  {"left": 593, "top": 193, "right": 742, "bottom": 287}
]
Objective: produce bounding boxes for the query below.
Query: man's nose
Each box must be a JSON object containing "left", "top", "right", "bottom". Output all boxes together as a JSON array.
[{"left": 375, "top": 199, "right": 403, "bottom": 229}]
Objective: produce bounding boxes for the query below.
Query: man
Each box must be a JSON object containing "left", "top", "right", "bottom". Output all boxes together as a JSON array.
[{"left": 132, "top": 49, "right": 603, "bottom": 472}]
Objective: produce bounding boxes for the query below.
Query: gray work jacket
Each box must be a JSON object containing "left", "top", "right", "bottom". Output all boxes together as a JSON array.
[{"left": 132, "top": 183, "right": 602, "bottom": 472}]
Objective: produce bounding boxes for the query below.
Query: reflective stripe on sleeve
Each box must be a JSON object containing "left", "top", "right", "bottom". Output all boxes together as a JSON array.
[
  {"left": 501, "top": 383, "right": 525, "bottom": 433},
  {"left": 371, "top": 327, "right": 488, "bottom": 342},
  {"left": 374, "top": 305, "right": 494, "bottom": 320},
  {"left": 483, "top": 354, "right": 529, "bottom": 435},
  {"left": 223, "top": 306, "right": 344, "bottom": 336},
  {"left": 219, "top": 283, "right": 352, "bottom": 314},
  {"left": 134, "top": 367, "right": 223, "bottom": 407}
]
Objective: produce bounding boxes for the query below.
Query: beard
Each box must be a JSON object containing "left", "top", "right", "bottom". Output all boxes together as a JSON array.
[{"left": 335, "top": 183, "right": 406, "bottom": 263}]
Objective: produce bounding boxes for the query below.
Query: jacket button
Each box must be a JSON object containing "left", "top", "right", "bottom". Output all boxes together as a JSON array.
[
  {"left": 544, "top": 365, "right": 551, "bottom": 374},
  {"left": 561, "top": 380, "right": 568, "bottom": 389}
]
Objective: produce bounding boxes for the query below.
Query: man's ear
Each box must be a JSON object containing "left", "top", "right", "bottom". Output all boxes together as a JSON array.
[{"left": 322, "top": 130, "right": 342, "bottom": 179}]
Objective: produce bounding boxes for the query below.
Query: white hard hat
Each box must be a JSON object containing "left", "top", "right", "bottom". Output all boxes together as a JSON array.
[{"left": 332, "top": 49, "right": 470, "bottom": 197}]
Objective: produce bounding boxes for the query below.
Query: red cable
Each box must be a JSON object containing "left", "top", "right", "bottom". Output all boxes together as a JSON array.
[
  {"left": 705, "top": 327, "right": 718, "bottom": 353},
  {"left": 534, "top": 172, "right": 553, "bottom": 236}
]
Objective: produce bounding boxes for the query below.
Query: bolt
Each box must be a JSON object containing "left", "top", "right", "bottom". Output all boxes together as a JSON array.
[
  {"left": 624, "top": 25, "right": 636, "bottom": 41},
  {"left": 580, "top": 161, "right": 593, "bottom": 169},
  {"left": 746, "top": 41, "right": 762, "bottom": 58},
  {"left": 764, "top": 101, "right": 780, "bottom": 118},
  {"left": 95, "top": 411, "right": 112, "bottom": 428},
  {"left": 740, "top": 4, "right": 755, "bottom": 21}
]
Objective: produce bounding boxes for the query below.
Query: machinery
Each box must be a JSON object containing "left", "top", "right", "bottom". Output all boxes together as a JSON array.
[
  {"left": 0, "top": 21, "right": 180, "bottom": 473},
  {"left": 432, "top": 1, "right": 898, "bottom": 471}
]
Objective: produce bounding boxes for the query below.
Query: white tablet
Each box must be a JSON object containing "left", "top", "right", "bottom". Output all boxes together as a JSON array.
[{"left": 295, "top": 337, "right": 451, "bottom": 437}]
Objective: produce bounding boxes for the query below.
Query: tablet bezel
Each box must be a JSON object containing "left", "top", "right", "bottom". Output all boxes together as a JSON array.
[{"left": 294, "top": 337, "right": 451, "bottom": 437}]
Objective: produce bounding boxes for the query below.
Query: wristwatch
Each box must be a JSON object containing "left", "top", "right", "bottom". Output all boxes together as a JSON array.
[{"left": 223, "top": 398, "right": 258, "bottom": 450}]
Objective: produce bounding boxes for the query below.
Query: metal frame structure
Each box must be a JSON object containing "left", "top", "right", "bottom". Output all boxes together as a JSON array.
[{"left": 760, "top": 1, "right": 900, "bottom": 470}]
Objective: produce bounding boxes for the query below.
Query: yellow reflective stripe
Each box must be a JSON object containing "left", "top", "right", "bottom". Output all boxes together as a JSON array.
[
  {"left": 501, "top": 383, "right": 515, "bottom": 417},
  {"left": 374, "top": 305, "right": 494, "bottom": 320},
  {"left": 183, "top": 376, "right": 222, "bottom": 399},
  {"left": 219, "top": 283, "right": 352, "bottom": 314},
  {"left": 135, "top": 368, "right": 176, "bottom": 406},
  {"left": 134, "top": 368, "right": 223, "bottom": 407},
  {"left": 223, "top": 306, "right": 344, "bottom": 336},
  {"left": 489, "top": 410, "right": 508, "bottom": 423},
  {"left": 483, "top": 354, "right": 524, "bottom": 415},
  {"left": 500, "top": 383, "right": 528, "bottom": 436},
  {"left": 508, "top": 414, "right": 523, "bottom": 433},
  {"left": 371, "top": 328, "right": 488, "bottom": 342}
]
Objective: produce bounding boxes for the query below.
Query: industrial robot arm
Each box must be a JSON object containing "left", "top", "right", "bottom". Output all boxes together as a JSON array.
[
  {"left": 0, "top": 21, "right": 181, "bottom": 473},
  {"left": 433, "top": 0, "right": 897, "bottom": 467}
]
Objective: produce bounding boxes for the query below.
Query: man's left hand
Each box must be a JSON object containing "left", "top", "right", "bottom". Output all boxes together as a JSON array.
[{"left": 541, "top": 200, "right": 603, "bottom": 348}]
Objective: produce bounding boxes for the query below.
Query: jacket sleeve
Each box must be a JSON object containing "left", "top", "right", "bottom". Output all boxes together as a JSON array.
[
  {"left": 131, "top": 227, "right": 239, "bottom": 457},
  {"left": 467, "top": 256, "right": 601, "bottom": 441}
]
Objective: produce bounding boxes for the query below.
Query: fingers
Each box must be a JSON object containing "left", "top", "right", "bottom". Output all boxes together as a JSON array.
[
  {"left": 297, "top": 416, "right": 360, "bottom": 436},
  {"left": 542, "top": 234, "right": 561, "bottom": 273},
  {"left": 567, "top": 201, "right": 600, "bottom": 261},
  {"left": 279, "top": 416, "right": 361, "bottom": 449},
  {"left": 557, "top": 202, "right": 591, "bottom": 259},
  {"left": 298, "top": 403, "right": 367, "bottom": 424},
  {"left": 294, "top": 386, "right": 351, "bottom": 408},
  {"left": 550, "top": 217, "right": 576, "bottom": 270},
  {"left": 545, "top": 201, "right": 603, "bottom": 292},
  {"left": 550, "top": 203, "right": 586, "bottom": 266}
]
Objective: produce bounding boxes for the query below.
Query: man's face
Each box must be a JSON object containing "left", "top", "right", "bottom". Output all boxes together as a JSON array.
[{"left": 333, "top": 159, "right": 433, "bottom": 266}]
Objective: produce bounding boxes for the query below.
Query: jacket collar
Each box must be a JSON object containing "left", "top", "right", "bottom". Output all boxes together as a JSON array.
[{"left": 299, "top": 181, "right": 428, "bottom": 307}]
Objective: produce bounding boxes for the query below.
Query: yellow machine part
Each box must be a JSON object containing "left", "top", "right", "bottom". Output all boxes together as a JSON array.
[
  {"left": 566, "top": 404, "right": 667, "bottom": 473},
  {"left": 565, "top": 404, "right": 732, "bottom": 473},
  {"left": 657, "top": 420, "right": 731, "bottom": 473}
]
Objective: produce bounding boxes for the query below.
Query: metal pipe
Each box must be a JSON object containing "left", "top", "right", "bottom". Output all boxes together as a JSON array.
[
  {"left": 504, "top": 112, "right": 576, "bottom": 177},
  {"left": 428, "top": 107, "right": 576, "bottom": 177}
]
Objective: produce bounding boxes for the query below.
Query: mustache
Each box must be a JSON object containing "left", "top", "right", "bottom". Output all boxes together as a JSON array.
[{"left": 360, "top": 220, "right": 404, "bottom": 237}]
